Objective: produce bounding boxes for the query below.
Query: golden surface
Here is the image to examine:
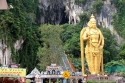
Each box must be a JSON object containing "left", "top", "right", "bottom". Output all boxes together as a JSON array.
[{"left": 80, "top": 14, "right": 104, "bottom": 75}]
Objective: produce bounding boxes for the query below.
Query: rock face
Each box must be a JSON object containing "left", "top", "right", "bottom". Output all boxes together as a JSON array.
[
  {"left": 38, "top": 0, "right": 68, "bottom": 24},
  {"left": 38, "top": 0, "right": 83, "bottom": 24},
  {"left": 97, "top": 1, "right": 123, "bottom": 44},
  {"left": 97, "top": 1, "right": 116, "bottom": 28},
  {"left": 0, "top": 42, "right": 11, "bottom": 66},
  {"left": 0, "top": 39, "right": 24, "bottom": 66},
  {"left": 38, "top": 0, "right": 114, "bottom": 26},
  {"left": 38, "top": 0, "right": 123, "bottom": 44}
]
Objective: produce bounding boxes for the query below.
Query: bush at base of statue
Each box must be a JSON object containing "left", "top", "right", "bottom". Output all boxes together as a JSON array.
[{"left": 26, "top": 79, "right": 31, "bottom": 83}]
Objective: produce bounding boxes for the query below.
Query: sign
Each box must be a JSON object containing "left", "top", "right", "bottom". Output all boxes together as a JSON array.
[
  {"left": 0, "top": 68, "right": 26, "bottom": 77},
  {"left": 62, "top": 70, "right": 70, "bottom": 79}
]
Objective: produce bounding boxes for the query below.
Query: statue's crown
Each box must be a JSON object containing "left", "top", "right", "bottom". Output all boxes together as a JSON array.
[
  {"left": 90, "top": 14, "right": 96, "bottom": 21},
  {"left": 91, "top": 14, "right": 95, "bottom": 18}
]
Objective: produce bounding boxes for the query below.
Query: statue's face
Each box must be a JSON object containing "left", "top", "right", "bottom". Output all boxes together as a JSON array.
[{"left": 91, "top": 21, "right": 96, "bottom": 28}]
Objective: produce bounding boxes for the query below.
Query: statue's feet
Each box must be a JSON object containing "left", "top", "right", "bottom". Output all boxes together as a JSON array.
[
  {"left": 83, "top": 74, "right": 87, "bottom": 76},
  {"left": 91, "top": 72, "right": 96, "bottom": 75},
  {"left": 104, "top": 74, "right": 107, "bottom": 76}
]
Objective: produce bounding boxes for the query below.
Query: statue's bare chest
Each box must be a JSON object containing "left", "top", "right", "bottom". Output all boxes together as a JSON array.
[{"left": 89, "top": 29, "right": 100, "bottom": 43}]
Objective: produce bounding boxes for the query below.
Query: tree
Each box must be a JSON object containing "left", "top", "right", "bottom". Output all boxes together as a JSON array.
[
  {"left": 118, "top": 43, "right": 125, "bottom": 59},
  {"left": 37, "top": 24, "right": 63, "bottom": 71},
  {"left": 61, "top": 13, "right": 89, "bottom": 58},
  {"left": 100, "top": 28, "right": 118, "bottom": 63}
]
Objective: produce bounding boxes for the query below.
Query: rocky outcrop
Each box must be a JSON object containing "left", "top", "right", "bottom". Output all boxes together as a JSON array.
[
  {"left": 0, "top": 39, "right": 24, "bottom": 66},
  {"left": 64, "top": 0, "right": 82, "bottom": 24},
  {"left": 38, "top": 0, "right": 123, "bottom": 44},
  {"left": 38, "top": 0, "right": 67, "bottom": 24},
  {"left": 97, "top": 0, "right": 123, "bottom": 44},
  {"left": 97, "top": 1, "right": 116, "bottom": 28}
]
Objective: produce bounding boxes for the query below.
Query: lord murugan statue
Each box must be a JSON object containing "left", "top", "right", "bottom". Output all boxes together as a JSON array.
[{"left": 80, "top": 14, "right": 104, "bottom": 75}]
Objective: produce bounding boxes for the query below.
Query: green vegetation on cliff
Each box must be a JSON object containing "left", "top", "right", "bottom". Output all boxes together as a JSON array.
[
  {"left": 112, "top": 0, "right": 125, "bottom": 61},
  {"left": 112, "top": 0, "right": 125, "bottom": 39},
  {"left": 0, "top": 0, "right": 39, "bottom": 73}
]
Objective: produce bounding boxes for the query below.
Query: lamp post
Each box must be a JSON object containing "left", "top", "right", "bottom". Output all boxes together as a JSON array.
[{"left": 0, "top": 0, "right": 8, "bottom": 10}]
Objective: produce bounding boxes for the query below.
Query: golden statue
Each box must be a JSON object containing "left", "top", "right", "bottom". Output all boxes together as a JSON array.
[{"left": 80, "top": 14, "right": 104, "bottom": 75}]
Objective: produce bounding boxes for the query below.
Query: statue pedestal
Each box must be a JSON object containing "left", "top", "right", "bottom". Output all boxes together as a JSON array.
[
  {"left": 86, "top": 74, "right": 96, "bottom": 80},
  {"left": 86, "top": 74, "right": 109, "bottom": 81}
]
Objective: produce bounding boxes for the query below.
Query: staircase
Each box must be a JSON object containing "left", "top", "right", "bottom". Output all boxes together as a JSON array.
[{"left": 61, "top": 52, "right": 73, "bottom": 72}]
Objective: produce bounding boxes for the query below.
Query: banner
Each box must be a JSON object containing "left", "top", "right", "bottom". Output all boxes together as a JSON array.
[{"left": 0, "top": 68, "right": 26, "bottom": 77}]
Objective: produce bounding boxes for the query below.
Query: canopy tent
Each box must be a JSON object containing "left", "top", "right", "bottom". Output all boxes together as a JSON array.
[{"left": 105, "top": 66, "right": 125, "bottom": 73}]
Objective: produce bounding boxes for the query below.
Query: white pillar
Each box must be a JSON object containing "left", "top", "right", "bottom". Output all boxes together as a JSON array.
[
  {"left": 49, "top": 78, "right": 51, "bottom": 83},
  {"left": 41, "top": 78, "right": 43, "bottom": 83},
  {"left": 57, "top": 78, "right": 59, "bottom": 83},
  {"left": 63, "top": 79, "right": 67, "bottom": 83}
]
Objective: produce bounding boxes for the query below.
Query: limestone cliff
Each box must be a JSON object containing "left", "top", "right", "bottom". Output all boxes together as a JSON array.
[
  {"left": 0, "top": 39, "right": 24, "bottom": 66},
  {"left": 38, "top": 0, "right": 123, "bottom": 44},
  {"left": 97, "top": 1, "right": 123, "bottom": 44},
  {"left": 37, "top": 0, "right": 67, "bottom": 24}
]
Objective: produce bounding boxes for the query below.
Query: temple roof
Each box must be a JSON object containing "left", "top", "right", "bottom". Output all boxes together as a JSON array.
[
  {"left": 26, "top": 67, "right": 40, "bottom": 78},
  {"left": 30, "top": 67, "right": 40, "bottom": 75}
]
